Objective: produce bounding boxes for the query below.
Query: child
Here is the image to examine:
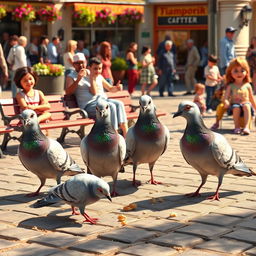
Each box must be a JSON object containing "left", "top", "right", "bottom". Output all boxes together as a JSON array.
[
  {"left": 140, "top": 46, "right": 158, "bottom": 96},
  {"left": 223, "top": 57, "right": 256, "bottom": 135},
  {"left": 193, "top": 83, "right": 206, "bottom": 115},
  {"left": 86, "top": 57, "right": 128, "bottom": 137},
  {"left": 14, "top": 67, "right": 51, "bottom": 123},
  {"left": 204, "top": 55, "right": 223, "bottom": 113}
]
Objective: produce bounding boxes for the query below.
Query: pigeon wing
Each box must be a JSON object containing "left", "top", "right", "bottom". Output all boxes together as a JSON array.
[
  {"left": 125, "top": 127, "right": 136, "bottom": 160},
  {"left": 47, "top": 139, "right": 82, "bottom": 174},
  {"left": 161, "top": 125, "right": 170, "bottom": 155},
  {"left": 118, "top": 134, "right": 126, "bottom": 164},
  {"left": 211, "top": 132, "right": 252, "bottom": 175},
  {"left": 80, "top": 136, "right": 89, "bottom": 167}
]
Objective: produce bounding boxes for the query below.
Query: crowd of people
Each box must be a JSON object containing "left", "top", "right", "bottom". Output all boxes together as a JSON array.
[{"left": 1, "top": 26, "right": 256, "bottom": 136}]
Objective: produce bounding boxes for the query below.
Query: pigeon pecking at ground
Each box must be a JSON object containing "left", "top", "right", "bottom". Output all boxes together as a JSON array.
[
  {"left": 80, "top": 99, "right": 126, "bottom": 196},
  {"left": 18, "top": 109, "right": 84, "bottom": 197},
  {"left": 173, "top": 101, "right": 255, "bottom": 200},
  {"left": 33, "top": 173, "right": 112, "bottom": 224},
  {"left": 125, "top": 95, "right": 170, "bottom": 186}
]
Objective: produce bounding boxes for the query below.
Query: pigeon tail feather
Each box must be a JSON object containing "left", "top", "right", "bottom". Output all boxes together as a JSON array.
[{"left": 33, "top": 193, "right": 61, "bottom": 208}]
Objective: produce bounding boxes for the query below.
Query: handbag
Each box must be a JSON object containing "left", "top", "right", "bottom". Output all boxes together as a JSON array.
[{"left": 171, "top": 72, "right": 179, "bottom": 81}]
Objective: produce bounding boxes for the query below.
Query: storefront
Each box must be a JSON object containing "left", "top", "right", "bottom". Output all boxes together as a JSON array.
[
  {"left": 71, "top": 2, "right": 144, "bottom": 57},
  {"left": 153, "top": 3, "right": 208, "bottom": 65}
]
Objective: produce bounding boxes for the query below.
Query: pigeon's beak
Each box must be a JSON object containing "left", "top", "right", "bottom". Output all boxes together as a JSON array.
[
  {"left": 173, "top": 111, "right": 182, "bottom": 118},
  {"left": 106, "top": 195, "right": 112, "bottom": 202}
]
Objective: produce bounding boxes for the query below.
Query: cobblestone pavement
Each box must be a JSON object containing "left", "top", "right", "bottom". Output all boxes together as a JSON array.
[{"left": 0, "top": 87, "right": 256, "bottom": 256}]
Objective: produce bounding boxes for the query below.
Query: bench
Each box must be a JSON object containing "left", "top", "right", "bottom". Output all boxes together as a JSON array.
[{"left": 0, "top": 90, "right": 167, "bottom": 157}]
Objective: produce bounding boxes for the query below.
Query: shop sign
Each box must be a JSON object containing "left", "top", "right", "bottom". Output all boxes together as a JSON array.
[{"left": 156, "top": 5, "right": 207, "bottom": 26}]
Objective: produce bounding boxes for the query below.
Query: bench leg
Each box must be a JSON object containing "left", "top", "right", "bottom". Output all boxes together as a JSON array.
[
  {"left": 57, "top": 127, "right": 68, "bottom": 144},
  {"left": 1, "top": 133, "right": 11, "bottom": 151},
  {"left": 0, "top": 148, "right": 4, "bottom": 158},
  {"left": 78, "top": 125, "right": 85, "bottom": 139}
]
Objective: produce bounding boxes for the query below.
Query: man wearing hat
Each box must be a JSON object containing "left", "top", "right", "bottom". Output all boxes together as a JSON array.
[{"left": 219, "top": 26, "right": 237, "bottom": 75}]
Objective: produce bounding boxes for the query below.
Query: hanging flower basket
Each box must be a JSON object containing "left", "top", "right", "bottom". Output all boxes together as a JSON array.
[
  {"left": 95, "top": 8, "right": 116, "bottom": 26},
  {"left": 0, "top": 5, "right": 7, "bottom": 20},
  {"left": 13, "top": 4, "right": 36, "bottom": 22},
  {"left": 37, "top": 5, "right": 62, "bottom": 23},
  {"left": 119, "top": 8, "right": 143, "bottom": 25},
  {"left": 73, "top": 7, "right": 95, "bottom": 26}
]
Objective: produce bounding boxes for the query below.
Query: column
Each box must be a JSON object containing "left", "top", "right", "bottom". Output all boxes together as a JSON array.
[{"left": 218, "top": 0, "right": 251, "bottom": 57}]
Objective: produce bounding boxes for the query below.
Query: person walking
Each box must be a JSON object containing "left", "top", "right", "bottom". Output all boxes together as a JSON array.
[
  {"left": 7, "top": 35, "right": 27, "bottom": 97},
  {"left": 140, "top": 46, "right": 158, "bottom": 96},
  {"left": 126, "top": 42, "right": 138, "bottom": 95},
  {"left": 38, "top": 36, "right": 49, "bottom": 64},
  {"left": 158, "top": 40, "right": 176, "bottom": 97},
  {"left": 97, "top": 41, "right": 114, "bottom": 85},
  {"left": 246, "top": 36, "right": 256, "bottom": 94},
  {"left": 219, "top": 26, "right": 237, "bottom": 75},
  {"left": 63, "top": 40, "right": 77, "bottom": 77},
  {"left": 47, "top": 36, "right": 60, "bottom": 64},
  {"left": 0, "top": 44, "right": 8, "bottom": 94},
  {"left": 184, "top": 39, "right": 200, "bottom": 95}
]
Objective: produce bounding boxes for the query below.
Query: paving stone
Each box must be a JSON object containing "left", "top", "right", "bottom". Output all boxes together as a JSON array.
[
  {"left": 29, "top": 232, "right": 84, "bottom": 248},
  {"left": 121, "top": 243, "right": 177, "bottom": 255},
  {"left": 245, "top": 247, "right": 256, "bottom": 256},
  {"left": 236, "top": 218, "right": 256, "bottom": 230},
  {"left": 0, "top": 227, "right": 43, "bottom": 241},
  {"left": 69, "top": 238, "right": 126, "bottom": 254},
  {"left": 179, "top": 249, "right": 224, "bottom": 256},
  {"left": 195, "top": 238, "right": 252, "bottom": 253},
  {"left": 99, "top": 227, "right": 156, "bottom": 243},
  {"left": 210, "top": 206, "right": 255, "bottom": 218},
  {"left": 150, "top": 232, "right": 204, "bottom": 248},
  {"left": 223, "top": 229, "right": 256, "bottom": 244},
  {"left": 176, "top": 223, "right": 231, "bottom": 239},
  {"left": 130, "top": 218, "right": 185, "bottom": 232},
  {"left": 19, "top": 216, "right": 76, "bottom": 230},
  {"left": 0, "top": 211, "right": 37, "bottom": 224},
  {"left": 5, "top": 243, "right": 61, "bottom": 256},
  {"left": 191, "top": 213, "right": 242, "bottom": 226},
  {"left": 0, "top": 238, "right": 18, "bottom": 250},
  {"left": 232, "top": 200, "right": 256, "bottom": 210},
  {"left": 48, "top": 250, "right": 92, "bottom": 256}
]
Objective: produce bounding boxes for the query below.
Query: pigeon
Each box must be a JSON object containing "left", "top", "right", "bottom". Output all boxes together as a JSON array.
[
  {"left": 173, "top": 101, "right": 255, "bottom": 200},
  {"left": 80, "top": 99, "right": 126, "bottom": 196},
  {"left": 125, "top": 95, "right": 170, "bottom": 186},
  {"left": 33, "top": 173, "right": 112, "bottom": 224},
  {"left": 18, "top": 109, "right": 84, "bottom": 197}
]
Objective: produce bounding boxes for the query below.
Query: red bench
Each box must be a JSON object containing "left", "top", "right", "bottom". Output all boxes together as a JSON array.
[{"left": 0, "top": 90, "right": 166, "bottom": 157}]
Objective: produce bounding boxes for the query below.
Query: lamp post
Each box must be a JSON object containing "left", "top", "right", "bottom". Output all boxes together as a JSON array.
[{"left": 240, "top": 4, "right": 252, "bottom": 27}]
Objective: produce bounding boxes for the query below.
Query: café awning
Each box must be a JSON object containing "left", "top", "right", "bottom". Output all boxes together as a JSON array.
[{"left": 73, "top": 2, "right": 144, "bottom": 15}]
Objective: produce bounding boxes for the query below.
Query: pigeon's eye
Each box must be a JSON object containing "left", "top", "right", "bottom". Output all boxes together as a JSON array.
[
  {"left": 31, "top": 113, "right": 35, "bottom": 118},
  {"left": 184, "top": 105, "right": 192, "bottom": 111},
  {"left": 149, "top": 100, "right": 151, "bottom": 104},
  {"left": 106, "top": 105, "right": 108, "bottom": 109}
]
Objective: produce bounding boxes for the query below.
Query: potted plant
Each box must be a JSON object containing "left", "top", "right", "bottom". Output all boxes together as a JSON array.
[
  {"left": 119, "top": 8, "right": 143, "bottom": 25},
  {"left": 13, "top": 4, "right": 36, "bottom": 22},
  {"left": 73, "top": 7, "right": 95, "bottom": 26},
  {"left": 0, "top": 5, "right": 7, "bottom": 20},
  {"left": 37, "top": 5, "right": 62, "bottom": 23},
  {"left": 111, "top": 57, "right": 128, "bottom": 84},
  {"left": 33, "top": 63, "right": 65, "bottom": 95},
  {"left": 95, "top": 8, "right": 116, "bottom": 26}
]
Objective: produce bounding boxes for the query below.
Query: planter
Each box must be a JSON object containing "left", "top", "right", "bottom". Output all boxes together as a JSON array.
[
  {"left": 36, "top": 75, "right": 65, "bottom": 95},
  {"left": 112, "top": 70, "right": 126, "bottom": 84}
]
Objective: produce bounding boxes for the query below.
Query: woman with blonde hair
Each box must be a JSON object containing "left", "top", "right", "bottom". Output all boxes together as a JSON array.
[
  {"left": 63, "top": 40, "right": 77, "bottom": 77},
  {"left": 97, "top": 41, "right": 113, "bottom": 85}
]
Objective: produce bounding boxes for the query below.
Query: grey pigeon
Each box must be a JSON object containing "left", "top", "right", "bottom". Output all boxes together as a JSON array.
[
  {"left": 18, "top": 109, "right": 84, "bottom": 197},
  {"left": 173, "top": 101, "right": 255, "bottom": 200},
  {"left": 80, "top": 99, "right": 126, "bottom": 196},
  {"left": 33, "top": 173, "right": 111, "bottom": 224},
  {"left": 125, "top": 95, "right": 170, "bottom": 186}
]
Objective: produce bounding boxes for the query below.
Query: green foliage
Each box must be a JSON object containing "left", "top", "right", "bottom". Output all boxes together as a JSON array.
[
  {"left": 73, "top": 7, "right": 95, "bottom": 26},
  {"left": 33, "top": 63, "right": 65, "bottom": 76},
  {"left": 111, "top": 57, "right": 128, "bottom": 71}
]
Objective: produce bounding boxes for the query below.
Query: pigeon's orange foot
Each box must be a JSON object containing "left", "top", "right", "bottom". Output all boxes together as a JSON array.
[
  {"left": 149, "top": 179, "right": 162, "bottom": 185},
  {"left": 207, "top": 193, "right": 220, "bottom": 201}
]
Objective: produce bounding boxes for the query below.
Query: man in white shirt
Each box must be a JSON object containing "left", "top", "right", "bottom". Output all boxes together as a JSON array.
[{"left": 7, "top": 36, "right": 27, "bottom": 97}]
